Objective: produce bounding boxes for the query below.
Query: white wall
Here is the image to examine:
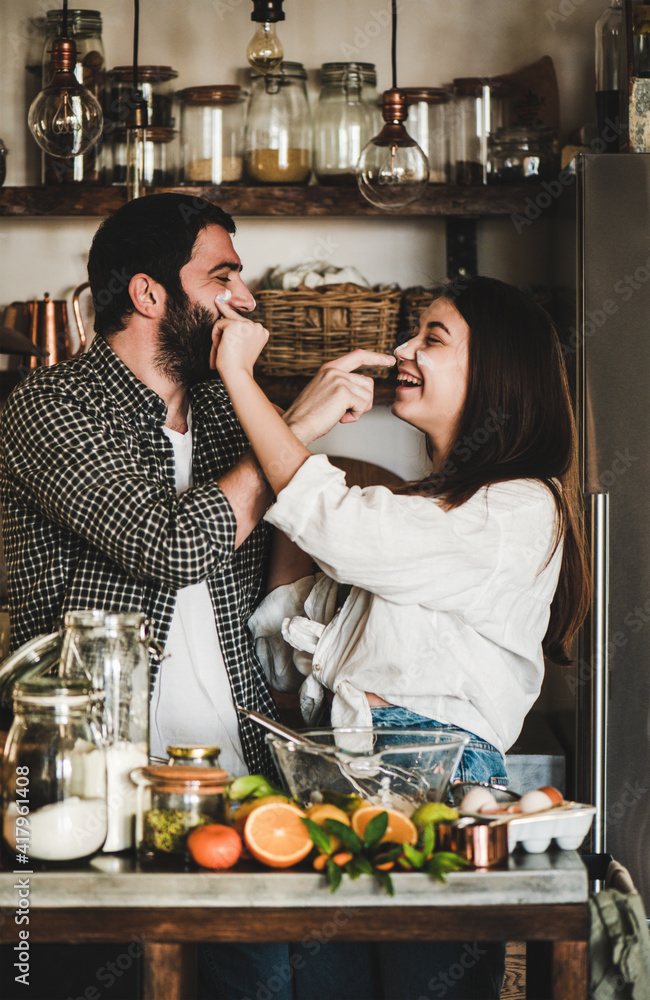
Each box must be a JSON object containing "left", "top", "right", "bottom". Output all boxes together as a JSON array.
[{"left": 0, "top": 0, "right": 602, "bottom": 475}]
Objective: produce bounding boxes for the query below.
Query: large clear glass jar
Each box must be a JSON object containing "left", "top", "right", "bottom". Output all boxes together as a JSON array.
[
  {"left": 402, "top": 87, "right": 450, "bottom": 184},
  {"left": 313, "top": 62, "right": 380, "bottom": 185},
  {"left": 41, "top": 9, "right": 106, "bottom": 185},
  {"left": 245, "top": 62, "right": 312, "bottom": 185},
  {"left": 59, "top": 610, "right": 158, "bottom": 852},
  {"left": 105, "top": 65, "right": 178, "bottom": 134},
  {"left": 487, "top": 125, "right": 559, "bottom": 184},
  {"left": 450, "top": 77, "right": 503, "bottom": 185},
  {"left": 178, "top": 85, "right": 247, "bottom": 185},
  {"left": 1, "top": 678, "right": 107, "bottom": 863},
  {"left": 131, "top": 764, "right": 231, "bottom": 864},
  {"left": 112, "top": 126, "right": 179, "bottom": 186}
]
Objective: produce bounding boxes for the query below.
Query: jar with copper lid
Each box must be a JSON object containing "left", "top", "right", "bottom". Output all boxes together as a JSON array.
[
  {"left": 131, "top": 763, "right": 231, "bottom": 863},
  {"left": 402, "top": 87, "right": 450, "bottom": 183},
  {"left": 178, "top": 85, "right": 247, "bottom": 185},
  {"left": 166, "top": 745, "right": 223, "bottom": 767},
  {"left": 112, "top": 126, "right": 179, "bottom": 186},
  {"left": 105, "top": 65, "right": 178, "bottom": 134},
  {"left": 245, "top": 62, "right": 312, "bottom": 184},
  {"left": 450, "top": 77, "right": 503, "bottom": 185},
  {"left": 313, "top": 62, "right": 380, "bottom": 184}
]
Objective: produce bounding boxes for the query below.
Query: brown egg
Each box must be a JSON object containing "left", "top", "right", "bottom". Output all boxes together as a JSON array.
[{"left": 538, "top": 785, "right": 563, "bottom": 805}]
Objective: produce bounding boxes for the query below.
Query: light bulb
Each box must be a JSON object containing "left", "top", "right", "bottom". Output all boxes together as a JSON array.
[
  {"left": 27, "top": 38, "right": 102, "bottom": 158},
  {"left": 246, "top": 22, "right": 283, "bottom": 74},
  {"left": 356, "top": 89, "right": 429, "bottom": 211},
  {"left": 124, "top": 94, "right": 148, "bottom": 202}
]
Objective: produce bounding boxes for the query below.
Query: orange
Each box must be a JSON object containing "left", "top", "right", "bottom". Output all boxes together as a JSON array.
[
  {"left": 231, "top": 794, "right": 290, "bottom": 834},
  {"left": 351, "top": 806, "right": 418, "bottom": 847},
  {"left": 187, "top": 824, "right": 243, "bottom": 870},
  {"left": 243, "top": 801, "right": 313, "bottom": 869}
]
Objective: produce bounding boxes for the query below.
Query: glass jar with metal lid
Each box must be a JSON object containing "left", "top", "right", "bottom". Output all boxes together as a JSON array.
[
  {"left": 245, "top": 61, "right": 312, "bottom": 185},
  {"left": 166, "top": 745, "right": 222, "bottom": 767},
  {"left": 1, "top": 678, "right": 107, "bottom": 863},
  {"left": 178, "top": 85, "right": 247, "bottom": 185},
  {"left": 313, "top": 62, "right": 381, "bottom": 185},
  {"left": 401, "top": 87, "right": 450, "bottom": 184},
  {"left": 450, "top": 77, "right": 504, "bottom": 185},
  {"left": 40, "top": 9, "right": 106, "bottom": 184},
  {"left": 131, "top": 763, "right": 231, "bottom": 863},
  {"left": 487, "top": 126, "right": 559, "bottom": 184},
  {"left": 106, "top": 65, "right": 178, "bottom": 134}
]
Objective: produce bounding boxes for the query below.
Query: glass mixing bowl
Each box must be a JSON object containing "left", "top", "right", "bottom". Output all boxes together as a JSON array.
[{"left": 267, "top": 727, "right": 469, "bottom": 811}]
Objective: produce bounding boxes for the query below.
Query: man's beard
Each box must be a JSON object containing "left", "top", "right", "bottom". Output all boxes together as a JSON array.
[{"left": 155, "top": 288, "right": 216, "bottom": 387}]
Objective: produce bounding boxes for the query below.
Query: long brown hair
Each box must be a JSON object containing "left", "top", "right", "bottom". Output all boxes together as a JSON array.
[{"left": 396, "top": 276, "right": 589, "bottom": 665}]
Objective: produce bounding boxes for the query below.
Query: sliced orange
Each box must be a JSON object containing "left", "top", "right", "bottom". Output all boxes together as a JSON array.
[
  {"left": 351, "top": 806, "right": 418, "bottom": 846},
  {"left": 243, "top": 801, "right": 313, "bottom": 869},
  {"left": 231, "top": 794, "right": 290, "bottom": 834},
  {"left": 305, "top": 803, "right": 350, "bottom": 827}
]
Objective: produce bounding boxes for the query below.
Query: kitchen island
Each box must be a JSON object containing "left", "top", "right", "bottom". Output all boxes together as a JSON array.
[{"left": 0, "top": 848, "right": 589, "bottom": 999}]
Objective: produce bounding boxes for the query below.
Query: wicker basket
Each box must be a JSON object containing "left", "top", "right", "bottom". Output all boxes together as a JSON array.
[
  {"left": 399, "top": 286, "right": 437, "bottom": 342},
  {"left": 252, "top": 283, "right": 402, "bottom": 377}
]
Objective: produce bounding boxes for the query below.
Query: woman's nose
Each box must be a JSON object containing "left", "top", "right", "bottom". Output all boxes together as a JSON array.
[{"left": 394, "top": 336, "right": 417, "bottom": 360}]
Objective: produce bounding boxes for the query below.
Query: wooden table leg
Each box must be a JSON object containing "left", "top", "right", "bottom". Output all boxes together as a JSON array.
[
  {"left": 143, "top": 942, "right": 197, "bottom": 1000},
  {"left": 526, "top": 940, "right": 589, "bottom": 1000}
]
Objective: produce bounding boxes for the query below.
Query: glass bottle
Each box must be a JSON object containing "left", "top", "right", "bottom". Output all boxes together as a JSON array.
[
  {"left": 178, "top": 85, "right": 248, "bottom": 185},
  {"left": 59, "top": 610, "right": 159, "bottom": 852},
  {"left": 313, "top": 62, "right": 380, "bottom": 185},
  {"left": 633, "top": 5, "right": 650, "bottom": 76},
  {"left": 40, "top": 9, "right": 106, "bottom": 184},
  {"left": 1, "top": 678, "right": 107, "bottom": 863},
  {"left": 245, "top": 61, "right": 312, "bottom": 185},
  {"left": 596, "top": 0, "right": 626, "bottom": 152},
  {"left": 131, "top": 764, "right": 231, "bottom": 864}
]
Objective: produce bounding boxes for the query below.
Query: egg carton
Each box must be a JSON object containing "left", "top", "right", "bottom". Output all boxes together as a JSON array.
[{"left": 505, "top": 803, "right": 597, "bottom": 854}]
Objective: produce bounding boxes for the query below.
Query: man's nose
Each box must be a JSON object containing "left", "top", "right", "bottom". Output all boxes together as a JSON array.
[{"left": 230, "top": 276, "right": 256, "bottom": 312}]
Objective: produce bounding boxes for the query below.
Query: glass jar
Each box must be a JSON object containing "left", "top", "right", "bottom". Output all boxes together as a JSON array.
[
  {"left": 131, "top": 764, "right": 231, "bottom": 863},
  {"left": 167, "top": 745, "right": 223, "bottom": 767},
  {"left": 487, "top": 126, "right": 559, "bottom": 184},
  {"left": 112, "top": 126, "right": 179, "bottom": 186},
  {"left": 245, "top": 61, "right": 312, "bottom": 185},
  {"left": 105, "top": 65, "right": 178, "bottom": 134},
  {"left": 633, "top": 5, "right": 650, "bottom": 77},
  {"left": 178, "top": 85, "right": 247, "bottom": 185},
  {"left": 59, "top": 610, "right": 159, "bottom": 852},
  {"left": 402, "top": 87, "right": 450, "bottom": 184},
  {"left": 450, "top": 77, "right": 503, "bottom": 185},
  {"left": 41, "top": 9, "right": 106, "bottom": 185},
  {"left": 313, "top": 62, "right": 380, "bottom": 185},
  {"left": 1, "top": 678, "right": 107, "bottom": 863}
]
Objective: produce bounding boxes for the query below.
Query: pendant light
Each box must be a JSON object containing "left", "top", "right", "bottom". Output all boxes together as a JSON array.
[
  {"left": 247, "top": 0, "right": 285, "bottom": 74},
  {"left": 124, "top": 0, "right": 148, "bottom": 201},
  {"left": 356, "top": 0, "right": 429, "bottom": 210},
  {"left": 27, "top": 0, "right": 103, "bottom": 158}
]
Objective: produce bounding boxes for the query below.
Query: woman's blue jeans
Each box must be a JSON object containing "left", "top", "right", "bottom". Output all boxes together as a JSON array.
[{"left": 198, "top": 710, "right": 507, "bottom": 999}]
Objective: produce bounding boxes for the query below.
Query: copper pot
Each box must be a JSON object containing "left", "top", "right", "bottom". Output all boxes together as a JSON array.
[{"left": 2, "top": 287, "right": 87, "bottom": 369}]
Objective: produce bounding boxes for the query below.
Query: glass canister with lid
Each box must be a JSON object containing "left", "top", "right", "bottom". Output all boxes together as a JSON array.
[
  {"left": 112, "top": 126, "right": 179, "bottom": 186},
  {"left": 105, "top": 65, "right": 178, "bottom": 133},
  {"left": 450, "top": 77, "right": 504, "bottom": 185},
  {"left": 313, "top": 62, "right": 381, "bottom": 184},
  {"left": 1, "top": 678, "right": 107, "bottom": 863},
  {"left": 178, "top": 85, "right": 247, "bottom": 185},
  {"left": 245, "top": 61, "right": 312, "bottom": 185},
  {"left": 402, "top": 87, "right": 450, "bottom": 184},
  {"left": 487, "top": 125, "right": 559, "bottom": 184},
  {"left": 40, "top": 8, "right": 106, "bottom": 184}
]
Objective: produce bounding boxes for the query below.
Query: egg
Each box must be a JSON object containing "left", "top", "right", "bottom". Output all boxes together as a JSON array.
[
  {"left": 518, "top": 789, "right": 554, "bottom": 814},
  {"left": 460, "top": 787, "right": 498, "bottom": 813},
  {"left": 538, "top": 785, "right": 564, "bottom": 805}
]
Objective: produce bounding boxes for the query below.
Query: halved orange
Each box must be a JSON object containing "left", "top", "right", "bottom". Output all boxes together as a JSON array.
[
  {"left": 351, "top": 806, "right": 418, "bottom": 846},
  {"left": 243, "top": 801, "right": 313, "bottom": 869}
]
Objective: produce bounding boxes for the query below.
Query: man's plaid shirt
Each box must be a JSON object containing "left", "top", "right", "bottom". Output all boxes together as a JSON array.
[{"left": 0, "top": 336, "right": 278, "bottom": 776}]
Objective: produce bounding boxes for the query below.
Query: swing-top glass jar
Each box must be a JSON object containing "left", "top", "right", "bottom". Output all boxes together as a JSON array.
[
  {"left": 245, "top": 61, "right": 312, "bottom": 184},
  {"left": 1, "top": 678, "right": 107, "bottom": 863},
  {"left": 313, "top": 62, "right": 381, "bottom": 185}
]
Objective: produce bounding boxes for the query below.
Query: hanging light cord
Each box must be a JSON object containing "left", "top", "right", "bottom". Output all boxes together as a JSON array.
[
  {"left": 62, "top": 0, "right": 68, "bottom": 37},
  {"left": 132, "top": 0, "right": 140, "bottom": 94},
  {"left": 391, "top": 0, "right": 397, "bottom": 89}
]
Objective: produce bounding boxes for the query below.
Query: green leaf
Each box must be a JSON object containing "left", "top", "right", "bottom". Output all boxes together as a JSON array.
[
  {"left": 371, "top": 844, "right": 402, "bottom": 864},
  {"left": 424, "top": 851, "right": 468, "bottom": 884},
  {"left": 326, "top": 857, "right": 343, "bottom": 893},
  {"left": 420, "top": 823, "right": 435, "bottom": 857},
  {"left": 402, "top": 843, "right": 425, "bottom": 869},
  {"left": 301, "top": 817, "right": 332, "bottom": 855},
  {"left": 325, "top": 819, "right": 362, "bottom": 854},
  {"left": 363, "top": 811, "right": 388, "bottom": 850},
  {"left": 374, "top": 869, "right": 395, "bottom": 897},
  {"left": 345, "top": 858, "right": 364, "bottom": 880},
  {"left": 353, "top": 855, "right": 374, "bottom": 875}
]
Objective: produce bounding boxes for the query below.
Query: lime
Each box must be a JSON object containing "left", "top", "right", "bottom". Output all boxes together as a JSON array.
[{"left": 411, "top": 802, "right": 459, "bottom": 828}]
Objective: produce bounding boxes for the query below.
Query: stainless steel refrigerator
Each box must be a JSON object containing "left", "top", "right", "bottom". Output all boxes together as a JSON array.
[{"left": 566, "top": 153, "right": 650, "bottom": 913}]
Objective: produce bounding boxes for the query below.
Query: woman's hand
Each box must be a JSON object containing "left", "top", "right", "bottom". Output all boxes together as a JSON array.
[{"left": 211, "top": 296, "right": 270, "bottom": 377}]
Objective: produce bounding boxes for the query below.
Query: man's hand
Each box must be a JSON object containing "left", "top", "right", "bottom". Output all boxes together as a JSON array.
[
  {"left": 211, "top": 297, "right": 270, "bottom": 377},
  {"left": 283, "top": 349, "right": 396, "bottom": 445}
]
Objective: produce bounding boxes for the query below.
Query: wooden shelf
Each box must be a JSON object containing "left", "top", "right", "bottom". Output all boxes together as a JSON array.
[{"left": 0, "top": 183, "right": 542, "bottom": 218}]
